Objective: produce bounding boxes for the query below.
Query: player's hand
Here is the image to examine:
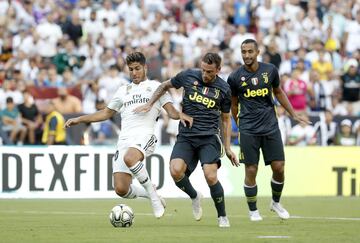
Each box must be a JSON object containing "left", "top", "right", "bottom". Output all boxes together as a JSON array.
[
  {"left": 64, "top": 118, "right": 80, "bottom": 128},
  {"left": 179, "top": 112, "right": 193, "bottom": 128},
  {"left": 133, "top": 103, "right": 152, "bottom": 113},
  {"left": 225, "top": 148, "right": 240, "bottom": 167},
  {"left": 292, "top": 113, "right": 312, "bottom": 126}
]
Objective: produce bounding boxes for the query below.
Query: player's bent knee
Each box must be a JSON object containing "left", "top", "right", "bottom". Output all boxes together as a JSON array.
[
  {"left": 114, "top": 186, "right": 128, "bottom": 197},
  {"left": 205, "top": 174, "right": 218, "bottom": 185}
]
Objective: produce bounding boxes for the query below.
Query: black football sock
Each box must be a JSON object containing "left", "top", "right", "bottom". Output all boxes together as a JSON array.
[
  {"left": 271, "top": 178, "right": 284, "bottom": 203},
  {"left": 244, "top": 184, "right": 258, "bottom": 211},
  {"left": 175, "top": 175, "right": 197, "bottom": 199},
  {"left": 210, "top": 181, "right": 226, "bottom": 217}
]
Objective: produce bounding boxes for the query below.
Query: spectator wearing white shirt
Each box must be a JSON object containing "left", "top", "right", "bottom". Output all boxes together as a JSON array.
[
  {"left": 313, "top": 110, "right": 337, "bottom": 146},
  {"left": 289, "top": 114, "right": 317, "bottom": 146},
  {"left": 96, "top": 0, "right": 118, "bottom": 25},
  {"left": 35, "top": 13, "right": 63, "bottom": 58},
  {"left": 98, "top": 65, "right": 129, "bottom": 103}
]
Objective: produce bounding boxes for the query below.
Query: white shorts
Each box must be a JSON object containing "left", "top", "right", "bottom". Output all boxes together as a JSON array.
[{"left": 112, "top": 134, "right": 157, "bottom": 174}]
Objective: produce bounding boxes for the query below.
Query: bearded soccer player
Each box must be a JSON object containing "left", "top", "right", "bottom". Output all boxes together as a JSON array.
[
  {"left": 227, "top": 39, "right": 309, "bottom": 221},
  {"left": 64, "top": 52, "right": 192, "bottom": 218},
  {"left": 134, "top": 53, "right": 239, "bottom": 227}
]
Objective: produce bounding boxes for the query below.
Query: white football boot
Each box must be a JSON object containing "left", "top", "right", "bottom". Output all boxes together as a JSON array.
[
  {"left": 191, "top": 191, "right": 203, "bottom": 221},
  {"left": 218, "top": 216, "right": 230, "bottom": 228},
  {"left": 270, "top": 200, "right": 290, "bottom": 219},
  {"left": 249, "top": 210, "right": 263, "bottom": 221}
]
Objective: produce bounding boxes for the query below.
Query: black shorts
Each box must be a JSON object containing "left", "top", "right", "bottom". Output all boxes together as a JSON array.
[
  {"left": 170, "top": 134, "right": 223, "bottom": 177},
  {"left": 239, "top": 129, "right": 285, "bottom": 165}
]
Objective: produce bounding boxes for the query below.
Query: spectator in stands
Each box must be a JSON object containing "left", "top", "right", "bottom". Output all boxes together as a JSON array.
[
  {"left": 98, "top": 64, "right": 128, "bottom": 103},
  {"left": 84, "top": 99, "right": 119, "bottom": 145},
  {"left": 313, "top": 110, "right": 337, "bottom": 146},
  {"left": 308, "top": 69, "right": 333, "bottom": 113},
  {"left": 18, "top": 90, "right": 43, "bottom": 144},
  {"left": 41, "top": 100, "right": 66, "bottom": 145},
  {"left": 62, "top": 10, "right": 83, "bottom": 46},
  {"left": 283, "top": 69, "right": 308, "bottom": 113},
  {"left": 0, "top": 97, "right": 27, "bottom": 145},
  {"left": 52, "top": 87, "right": 82, "bottom": 114},
  {"left": 288, "top": 114, "right": 317, "bottom": 146},
  {"left": 341, "top": 59, "right": 360, "bottom": 115},
  {"left": 277, "top": 105, "right": 292, "bottom": 145},
  {"left": 52, "top": 40, "right": 80, "bottom": 74},
  {"left": 335, "top": 119, "right": 356, "bottom": 146},
  {"left": 312, "top": 49, "right": 334, "bottom": 81},
  {"left": 353, "top": 120, "right": 360, "bottom": 146}
]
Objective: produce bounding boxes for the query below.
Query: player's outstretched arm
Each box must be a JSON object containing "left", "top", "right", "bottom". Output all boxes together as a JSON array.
[
  {"left": 273, "top": 87, "right": 312, "bottom": 125},
  {"left": 221, "top": 112, "right": 240, "bottom": 167},
  {"left": 133, "top": 80, "right": 174, "bottom": 113},
  {"left": 163, "top": 103, "right": 193, "bottom": 128},
  {"left": 64, "top": 107, "right": 116, "bottom": 128}
]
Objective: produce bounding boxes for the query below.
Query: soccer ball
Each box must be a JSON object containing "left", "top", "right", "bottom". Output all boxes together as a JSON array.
[{"left": 109, "top": 204, "right": 134, "bottom": 227}]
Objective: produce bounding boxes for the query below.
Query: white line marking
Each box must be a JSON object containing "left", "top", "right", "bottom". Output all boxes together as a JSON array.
[
  {"left": 290, "top": 215, "right": 360, "bottom": 221},
  {"left": 1, "top": 211, "right": 360, "bottom": 221},
  {"left": 257, "top": 236, "right": 291, "bottom": 239},
  {"left": 0, "top": 210, "right": 173, "bottom": 217},
  {"left": 229, "top": 214, "right": 360, "bottom": 221}
]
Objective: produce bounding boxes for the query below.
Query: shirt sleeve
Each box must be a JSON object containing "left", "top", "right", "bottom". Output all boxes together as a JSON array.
[
  {"left": 107, "top": 86, "right": 124, "bottom": 112},
  {"left": 271, "top": 66, "right": 280, "bottom": 88},
  {"left": 49, "top": 116, "right": 58, "bottom": 133},
  {"left": 227, "top": 72, "right": 238, "bottom": 97},
  {"left": 159, "top": 91, "right": 173, "bottom": 107},
  {"left": 170, "top": 70, "right": 187, "bottom": 89},
  {"left": 220, "top": 87, "right": 232, "bottom": 113}
]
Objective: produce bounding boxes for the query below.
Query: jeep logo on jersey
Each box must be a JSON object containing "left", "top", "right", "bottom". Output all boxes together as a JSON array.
[
  {"left": 244, "top": 88, "right": 269, "bottom": 98},
  {"left": 251, "top": 77, "right": 258, "bottom": 85},
  {"left": 189, "top": 92, "right": 216, "bottom": 108}
]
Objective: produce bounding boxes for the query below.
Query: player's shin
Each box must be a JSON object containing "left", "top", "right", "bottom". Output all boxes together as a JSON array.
[
  {"left": 271, "top": 178, "right": 284, "bottom": 202},
  {"left": 129, "top": 162, "right": 155, "bottom": 195},
  {"left": 210, "top": 181, "right": 226, "bottom": 217},
  {"left": 244, "top": 184, "right": 258, "bottom": 211},
  {"left": 123, "top": 184, "right": 149, "bottom": 199},
  {"left": 174, "top": 174, "right": 197, "bottom": 198}
]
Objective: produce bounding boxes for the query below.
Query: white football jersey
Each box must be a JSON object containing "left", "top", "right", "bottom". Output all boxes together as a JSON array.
[{"left": 107, "top": 79, "right": 172, "bottom": 140}]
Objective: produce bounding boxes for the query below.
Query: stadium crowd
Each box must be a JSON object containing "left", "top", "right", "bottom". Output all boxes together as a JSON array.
[{"left": 0, "top": 0, "right": 359, "bottom": 146}]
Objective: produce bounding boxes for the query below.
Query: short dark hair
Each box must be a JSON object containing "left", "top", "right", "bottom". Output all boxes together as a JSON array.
[
  {"left": 202, "top": 53, "right": 222, "bottom": 68},
  {"left": 6, "top": 97, "right": 13, "bottom": 103},
  {"left": 241, "top": 39, "right": 258, "bottom": 49},
  {"left": 126, "top": 52, "right": 146, "bottom": 65}
]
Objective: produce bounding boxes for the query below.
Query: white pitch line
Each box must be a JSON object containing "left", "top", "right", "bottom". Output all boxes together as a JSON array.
[
  {"left": 290, "top": 215, "right": 360, "bottom": 221},
  {"left": 229, "top": 214, "right": 360, "bottom": 221},
  {"left": 0, "top": 210, "right": 173, "bottom": 217},
  {"left": 1, "top": 211, "right": 360, "bottom": 221},
  {"left": 257, "top": 236, "right": 291, "bottom": 239}
]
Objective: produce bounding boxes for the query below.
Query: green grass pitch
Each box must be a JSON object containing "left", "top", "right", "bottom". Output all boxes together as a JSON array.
[{"left": 1, "top": 197, "right": 359, "bottom": 243}]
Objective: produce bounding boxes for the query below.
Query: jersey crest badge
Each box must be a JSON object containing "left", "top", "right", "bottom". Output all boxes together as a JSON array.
[
  {"left": 251, "top": 78, "right": 258, "bottom": 86},
  {"left": 202, "top": 87, "right": 209, "bottom": 95},
  {"left": 214, "top": 88, "right": 220, "bottom": 99},
  {"left": 192, "top": 80, "right": 198, "bottom": 90},
  {"left": 126, "top": 85, "right": 132, "bottom": 94},
  {"left": 262, "top": 72, "right": 269, "bottom": 83}
]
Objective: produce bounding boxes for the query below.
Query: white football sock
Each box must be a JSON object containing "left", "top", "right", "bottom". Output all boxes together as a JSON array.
[
  {"left": 129, "top": 162, "right": 156, "bottom": 197},
  {"left": 123, "top": 184, "right": 149, "bottom": 199}
]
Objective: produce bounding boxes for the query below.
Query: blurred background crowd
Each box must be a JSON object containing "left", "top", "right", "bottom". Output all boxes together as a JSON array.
[{"left": 0, "top": 0, "right": 359, "bottom": 146}]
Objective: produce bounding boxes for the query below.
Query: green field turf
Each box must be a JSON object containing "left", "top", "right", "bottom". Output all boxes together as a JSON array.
[{"left": 0, "top": 197, "right": 359, "bottom": 243}]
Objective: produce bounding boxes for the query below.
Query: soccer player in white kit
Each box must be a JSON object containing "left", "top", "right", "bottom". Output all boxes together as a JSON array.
[{"left": 65, "top": 52, "right": 193, "bottom": 218}]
